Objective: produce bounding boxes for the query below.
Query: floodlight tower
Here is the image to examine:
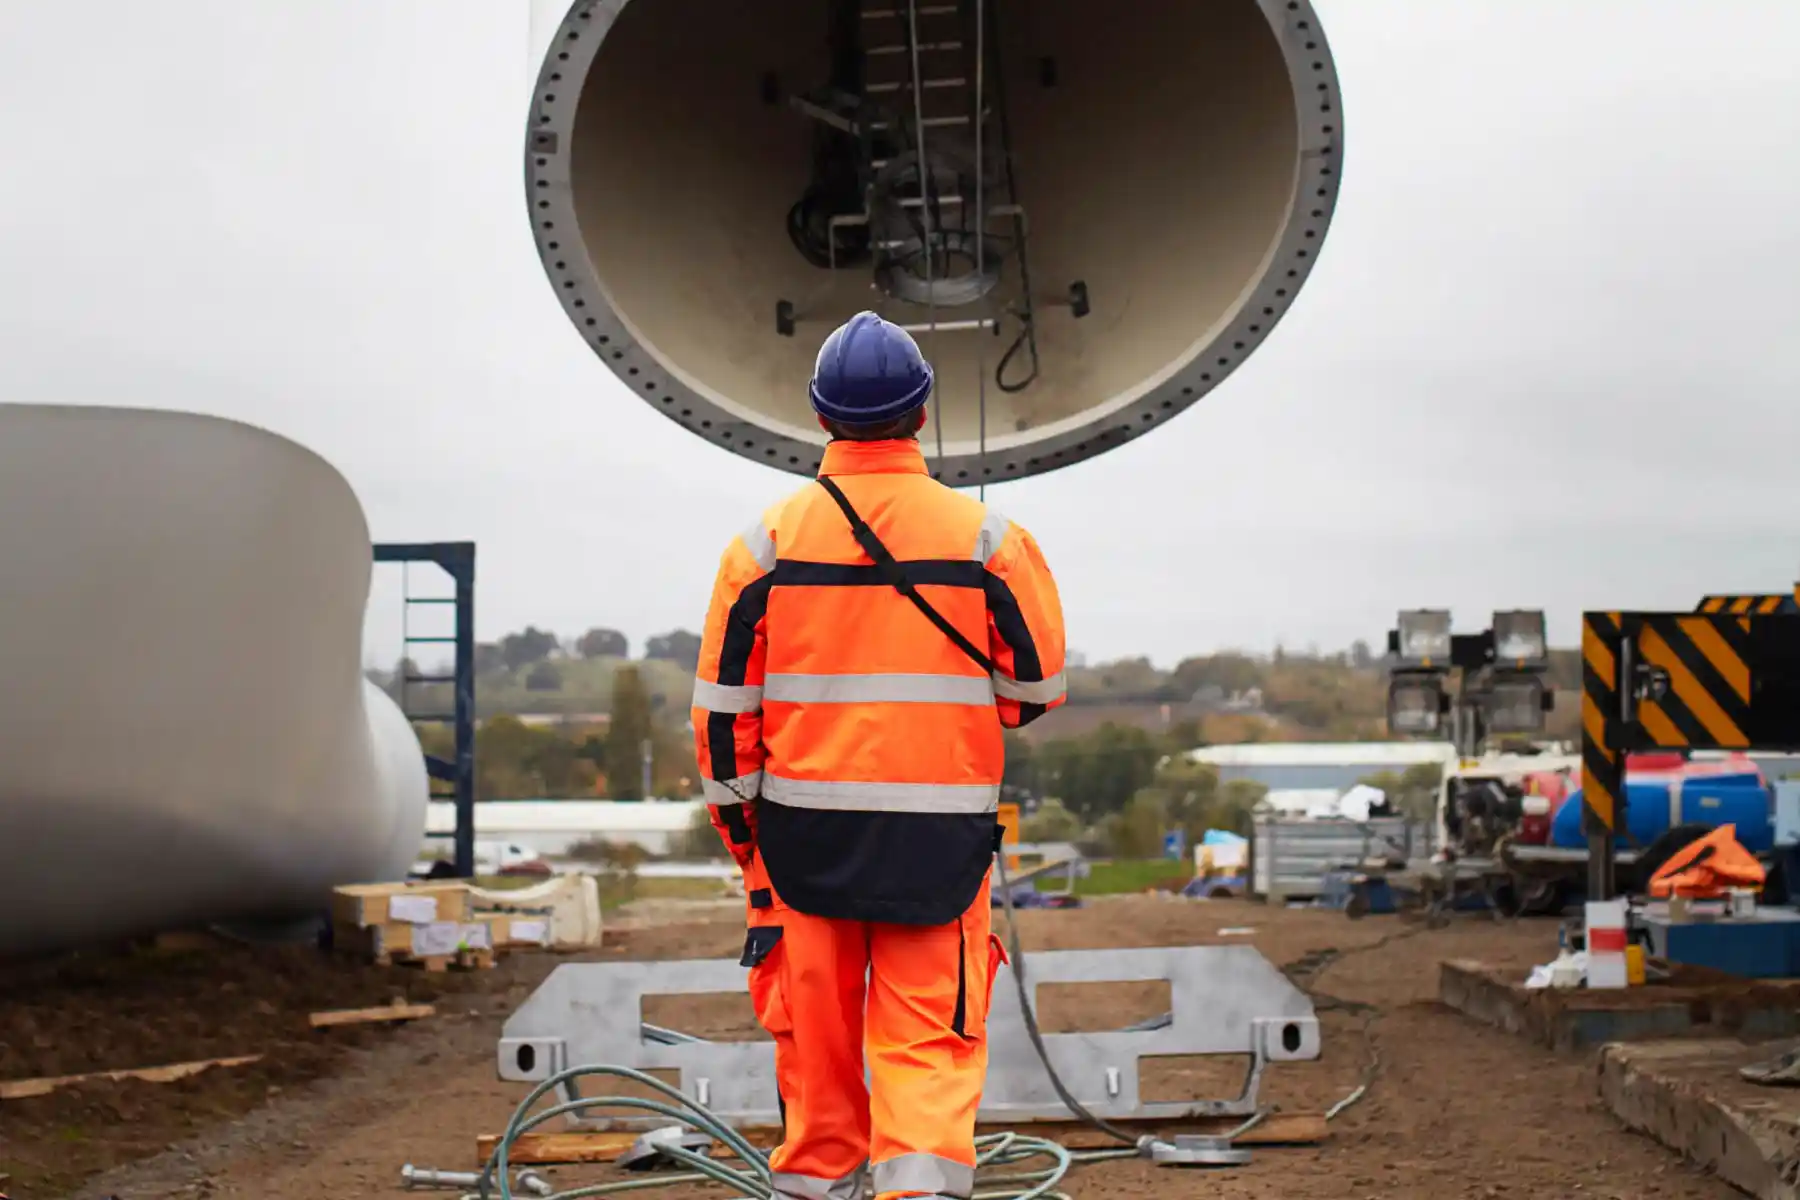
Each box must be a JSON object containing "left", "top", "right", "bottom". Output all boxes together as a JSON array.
[{"left": 1385, "top": 610, "right": 1555, "bottom": 756}]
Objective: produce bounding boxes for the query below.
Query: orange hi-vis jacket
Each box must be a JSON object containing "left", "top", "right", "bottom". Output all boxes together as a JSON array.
[{"left": 691, "top": 438, "right": 1067, "bottom": 925}]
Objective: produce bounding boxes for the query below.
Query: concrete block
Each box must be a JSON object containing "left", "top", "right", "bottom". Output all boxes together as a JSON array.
[
  {"left": 1599, "top": 1040, "right": 1800, "bottom": 1200},
  {"left": 1440, "top": 959, "right": 1800, "bottom": 1055}
]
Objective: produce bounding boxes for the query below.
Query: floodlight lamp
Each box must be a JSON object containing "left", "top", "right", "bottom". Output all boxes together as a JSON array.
[
  {"left": 1388, "top": 675, "right": 1446, "bottom": 737},
  {"left": 1487, "top": 673, "right": 1549, "bottom": 735},
  {"left": 1492, "top": 609, "right": 1548, "bottom": 666},
  {"left": 1395, "top": 609, "right": 1452, "bottom": 667}
]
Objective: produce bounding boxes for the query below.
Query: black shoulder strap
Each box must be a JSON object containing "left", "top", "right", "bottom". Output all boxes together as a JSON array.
[{"left": 816, "top": 476, "right": 996, "bottom": 675}]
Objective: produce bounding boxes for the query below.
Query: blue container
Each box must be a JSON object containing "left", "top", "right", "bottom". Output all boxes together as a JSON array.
[
  {"left": 1641, "top": 908, "right": 1800, "bottom": 979},
  {"left": 1316, "top": 871, "right": 1396, "bottom": 915},
  {"left": 1317, "top": 870, "right": 1355, "bottom": 909},
  {"left": 1552, "top": 778, "right": 1774, "bottom": 853},
  {"left": 1351, "top": 877, "right": 1397, "bottom": 914}
]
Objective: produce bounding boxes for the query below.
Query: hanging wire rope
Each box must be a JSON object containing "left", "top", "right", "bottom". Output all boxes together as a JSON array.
[
  {"left": 975, "top": 0, "right": 988, "bottom": 499},
  {"left": 904, "top": 1, "right": 946, "bottom": 471}
]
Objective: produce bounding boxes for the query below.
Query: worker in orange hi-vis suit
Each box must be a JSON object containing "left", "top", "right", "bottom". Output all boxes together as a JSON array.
[
  {"left": 1648, "top": 824, "right": 1766, "bottom": 899},
  {"left": 690, "top": 311, "right": 1066, "bottom": 1200}
]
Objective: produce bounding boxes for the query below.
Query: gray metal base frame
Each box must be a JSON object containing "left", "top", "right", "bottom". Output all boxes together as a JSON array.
[{"left": 499, "top": 946, "right": 1319, "bottom": 1131}]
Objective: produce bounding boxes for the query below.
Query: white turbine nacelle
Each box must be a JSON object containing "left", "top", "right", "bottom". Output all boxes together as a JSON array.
[{"left": 0, "top": 406, "right": 428, "bottom": 957}]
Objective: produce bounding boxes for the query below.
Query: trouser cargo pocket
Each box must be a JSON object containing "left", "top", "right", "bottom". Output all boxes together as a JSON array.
[{"left": 742, "top": 925, "right": 793, "bottom": 1036}]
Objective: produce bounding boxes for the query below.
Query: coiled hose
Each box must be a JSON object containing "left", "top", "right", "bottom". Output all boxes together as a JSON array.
[{"left": 473, "top": 1064, "right": 1137, "bottom": 1200}]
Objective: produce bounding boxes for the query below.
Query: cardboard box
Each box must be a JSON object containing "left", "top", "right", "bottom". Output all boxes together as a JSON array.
[{"left": 478, "top": 913, "right": 553, "bottom": 948}]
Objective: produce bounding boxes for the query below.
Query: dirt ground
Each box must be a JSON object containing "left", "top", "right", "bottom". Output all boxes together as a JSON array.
[{"left": 0, "top": 897, "right": 1745, "bottom": 1200}]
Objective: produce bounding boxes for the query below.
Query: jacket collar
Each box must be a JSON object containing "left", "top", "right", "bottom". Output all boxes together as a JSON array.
[{"left": 818, "top": 439, "right": 929, "bottom": 477}]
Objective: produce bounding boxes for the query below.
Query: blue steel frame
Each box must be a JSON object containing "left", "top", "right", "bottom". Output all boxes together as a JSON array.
[{"left": 373, "top": 542, "right": 477, "bottom": 877}]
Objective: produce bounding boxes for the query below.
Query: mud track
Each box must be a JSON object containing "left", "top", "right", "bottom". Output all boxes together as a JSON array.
[{"left": 0, "top": 898, "right": 1739, "bottom": 1199}]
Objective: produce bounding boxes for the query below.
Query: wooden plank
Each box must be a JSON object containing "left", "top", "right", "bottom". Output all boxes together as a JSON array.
[
  {"left": 307, "top": 1001, "right": 436, "bottom": 1029},
  {"left": 0, "top": 1054, "right": 263, "bottom": 1101},
  {"left": 477, "top": 1113, "right": 1326, "bottom": 1165}
]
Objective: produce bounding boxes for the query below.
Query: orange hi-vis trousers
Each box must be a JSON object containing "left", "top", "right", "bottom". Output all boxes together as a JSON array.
[{"left": 741, "top": 855, "right": 1005, "bottom": 1200}]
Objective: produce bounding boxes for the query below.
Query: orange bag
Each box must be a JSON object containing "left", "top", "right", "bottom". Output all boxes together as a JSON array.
[{"left": 1648, "top": 825, "right": 1766, "bottom": 900}]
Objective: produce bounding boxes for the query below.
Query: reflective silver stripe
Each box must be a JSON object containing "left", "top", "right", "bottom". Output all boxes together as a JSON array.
[
  {"left": 702, "top": 772, "right": 762, "bottom": 806},
  {"left": 872, "top": 1153, "right": 974, "bottom": 1200},
  {"left": 971, "top": 506, "right": 1009, "bottom": 563},
  {"left": 739, "top": 518, "right": 777, "bottom": 573},
  {"left": 692, "top": 678, "right": 764, "bottom": 713},
  {"left": 771, "top": 1165, "right": 867, "bottom": 1200},
  {"left": 993, "top": 669, "right": 1066, "bottom": 705},
  {"left": 763, "top": 774, "right": 998, "bottom": 814},
  {"left": 764, "top": 672, "right": 994, "bottom": 706}
]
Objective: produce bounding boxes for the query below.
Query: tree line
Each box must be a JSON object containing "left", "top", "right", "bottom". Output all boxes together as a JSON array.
[
  {"left": 388, "top": 626, "right": 1531, "bottom": 821},
  {"left": 375, "top": 626, "right": 1583, "bottom": 746},
  {"left": 367, "top": 625, "right": 703, "bottom": 707},
  {"left": 413, "top": 664, "right": 694, "bottom": 801}
]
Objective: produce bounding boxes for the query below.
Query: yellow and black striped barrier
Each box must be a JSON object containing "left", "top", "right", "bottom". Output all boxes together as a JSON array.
[
  {"left": 1696, "top": 594, "right": 1795, "bottom": 616},
  {"left": 1580, "top": 612, "right": 1625, "bottom": 900},
  {"left": 1631, "top": 613, "right": 1756, "bottom": 749},
  {"left": 1581, "top": 607, "right": 1800, "bottom": 899}
]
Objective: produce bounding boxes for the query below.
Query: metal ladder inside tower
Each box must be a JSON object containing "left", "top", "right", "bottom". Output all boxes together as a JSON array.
[
  {"left": 864, "top": 0, "right": 1029, "bottom": 487},
  {"left": 781, "top": 1, "right": 1087, "bottom": 488},
  {"left": 862, "top": 1, "right": 998, "bottom": 337},
  {"left": 784, "top": 3, "right": 1011, "bottom": 332}
]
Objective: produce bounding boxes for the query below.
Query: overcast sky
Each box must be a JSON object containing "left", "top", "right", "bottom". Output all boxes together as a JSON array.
[{"left": 1, "top": 1, "right": 1796, "bottom": 669}]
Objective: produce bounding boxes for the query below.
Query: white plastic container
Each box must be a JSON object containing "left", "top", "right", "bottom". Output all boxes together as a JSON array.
[{"left": 1585, "top": 899, "right": 1630, "bottom": 989}]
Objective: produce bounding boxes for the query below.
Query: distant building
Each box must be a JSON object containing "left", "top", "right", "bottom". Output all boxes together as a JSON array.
[
  {"left": 512, "top": 712, "right": 609, "bottom": 729},
  {"left": 1189, "top": 685, "right": 1265, "bottom": 715},
  {"left": 1187, "top": 741, "right": 1457, "bottom": 792},
  {"left": 424, "top": 798, "right": 703, "bottom": 856}
]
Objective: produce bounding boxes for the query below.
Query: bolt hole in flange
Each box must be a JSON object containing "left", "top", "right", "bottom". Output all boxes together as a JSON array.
[{"left": 528, "top": 0, "right": 1341, "bottom": 480}]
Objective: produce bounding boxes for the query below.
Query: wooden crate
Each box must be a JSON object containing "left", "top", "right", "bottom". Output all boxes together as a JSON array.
[
  {"left": 332, "top": 881, "right": 471, "bottom": 928},
  {"left": 335, "top": 917, "right": 496, "bottom": 969}
]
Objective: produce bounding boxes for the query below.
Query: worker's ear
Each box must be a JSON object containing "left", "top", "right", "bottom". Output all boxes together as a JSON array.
[{"left": 910, "top": 405, "right": 929, "bottom": 434}]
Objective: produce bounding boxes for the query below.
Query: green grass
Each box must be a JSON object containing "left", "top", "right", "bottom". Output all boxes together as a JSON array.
[
  {"left": 595, "top": 874, "right": 737, "bottom": 911},
  {"left": 1072, "top": 859, "right": 1194, "bottom": 896},
  {"left": 471, "top": 874, "right": 546, "bottom": 891}
]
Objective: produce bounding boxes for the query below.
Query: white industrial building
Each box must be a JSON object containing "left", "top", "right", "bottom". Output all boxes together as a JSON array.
[
  {"left": 423, "top": 799, "right": 705, "bottom": 857},
  {"left": 1187, "top": 741, "right": 1458, "bottom": 792}
]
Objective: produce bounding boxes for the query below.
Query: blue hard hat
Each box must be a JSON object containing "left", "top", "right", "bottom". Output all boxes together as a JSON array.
[{"left": 809, "top": 311, "right": 933, "bottom": 425}]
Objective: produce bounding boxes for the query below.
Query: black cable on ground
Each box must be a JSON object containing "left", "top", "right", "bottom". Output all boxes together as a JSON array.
[
  {"left": 999, "top": 853, "right": 1452, "bottom": 1143},
  {"left": 993, "top": 852, "right": 1160, "bottom": 1150},
  {"left": 1282, "top": 923, "right": 1434, "bottom": 1123}
]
